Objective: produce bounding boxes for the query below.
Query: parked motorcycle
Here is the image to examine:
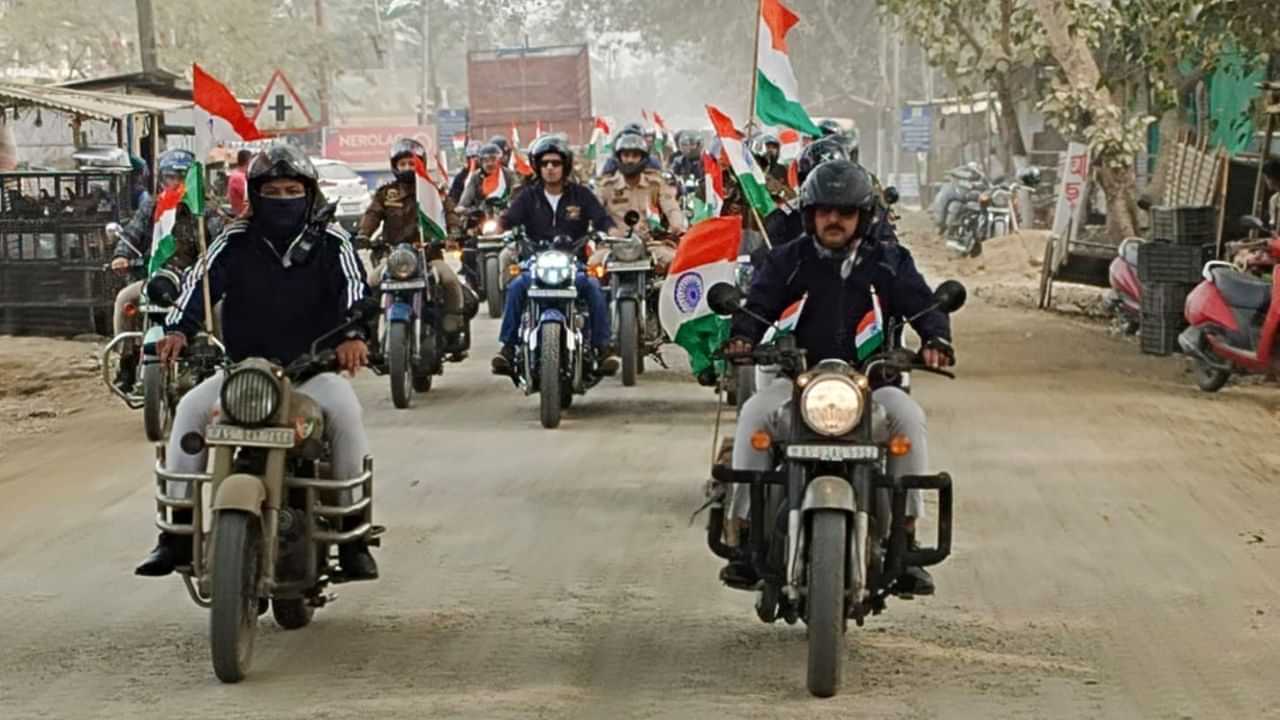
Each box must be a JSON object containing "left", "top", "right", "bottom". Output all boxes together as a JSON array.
[
  {"left": 941, "top": 167, "right": 1038, "bottom": 258},
  {"left": 704, "top": 279, "right": 966, "bottom": 697},
  {"left": 508, "top": 230, "right": 600, "bottom": 429},
  {"left": 1180, "top": 215, "right": 1280, "bottom": 392},
  {"left": 375, "top": 241, "right": 460, "bottom": 409},
  {"left": 152, "top": 298, "right": 382, "bottom": 683},
  {"left": 601, "top": 211, "right": 666, "bottom": 386}
]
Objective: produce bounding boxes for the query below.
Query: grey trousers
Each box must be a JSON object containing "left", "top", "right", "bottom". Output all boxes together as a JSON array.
[
  {"left": 164, "top": 371, "right": 370, "bottom": 497},
  {"left": 730, "top": 375, "right": 927, "bottom": 520}
]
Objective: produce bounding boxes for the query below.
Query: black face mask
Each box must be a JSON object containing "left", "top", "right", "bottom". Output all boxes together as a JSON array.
[
  {"left": 254, "top": 196, "right": 309, "bottom": 242},
  {"left": 395, "top": 170, "right": 415, "bottom": 185}
]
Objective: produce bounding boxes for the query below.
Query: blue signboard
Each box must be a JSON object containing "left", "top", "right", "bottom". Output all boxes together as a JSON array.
[
  {"left": 436, "top": 108, "right": 470, "bottom": 149},
  {"left": 901, "top": 106, "right": 932, "bottom": 152}
]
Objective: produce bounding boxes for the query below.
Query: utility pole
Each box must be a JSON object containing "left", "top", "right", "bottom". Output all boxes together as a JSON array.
[
  {"left": 315, "top": 0, "right": 331, "bottom": 128},
  {"left": 877, "top": 28, "right": 888, "bottom": 179},
  {"left": 419, "top": 0, "right": 432, "bottom": 126},
  {"left": 892, "top": 19, "right": 902, "bottom": 189},
  {"left": 134, "top": 0, "right": 158, "bottom": 73}
]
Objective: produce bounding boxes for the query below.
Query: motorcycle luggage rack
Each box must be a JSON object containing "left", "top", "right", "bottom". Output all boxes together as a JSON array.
[
  {"left": 883, "top": 472, "right": 953, "bottom": 579},
  {"left": 100, "top": 331, "right": 145, "bottom": 408}
]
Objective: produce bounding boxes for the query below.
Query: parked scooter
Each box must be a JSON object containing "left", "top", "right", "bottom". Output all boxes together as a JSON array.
[{"left": 1179, "top": 215, "right": 1280, "bottom": 392}]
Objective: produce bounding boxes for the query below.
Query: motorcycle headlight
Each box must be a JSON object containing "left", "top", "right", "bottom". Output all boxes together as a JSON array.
[
  {"left": 387, "top": 247, "right": 419, "bottom": 280},
  {"left": 533, "top": 250, "right": 573, "bottom": 287},
  {"left": 143, "top": 268, "right": 182, "bottom": 307},
  {"left": 611, "top": 240, "right": 645, "bottom": 263},
  {"left": 481, "top": 219, "right": 500, "bottom": 235},
  {"left": 799, "top": 375, "right": 864, "bottom": 437},
  {"left": 220, "top": 367, "right": 281, "bottom": 427},
  {"left": 978, "top": 192, "right": 992, "bottom": 207}
]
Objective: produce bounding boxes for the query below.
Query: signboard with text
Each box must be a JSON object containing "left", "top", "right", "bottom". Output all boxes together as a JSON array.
[
  {"left": 1051, "top": 142, "right": 1090, "bottom": 241},
  {"left": 322, "top": 126, "right": 437, "bottom": 169}
]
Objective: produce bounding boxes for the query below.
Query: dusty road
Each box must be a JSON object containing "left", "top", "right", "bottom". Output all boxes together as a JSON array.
[{"left": 2, "top": 226, "right": 1279, "bottom": 718}]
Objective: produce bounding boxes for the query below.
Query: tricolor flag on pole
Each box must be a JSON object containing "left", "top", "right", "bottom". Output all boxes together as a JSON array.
[
  {"left": 509, "top": 123, "right": 534, "bottom": 177},
  {"left": 761, "top": 297, "right": 805, "bottom": 343},
  {"left": 658, "top": 216, "right": 741, "bottom": 376},
  {"left": 652, "top": 111, "right": 668, "bottom": 156},
  {"left": 754, "top": 0, "right": 822, "bottom": 137},
  {"left": 148, "top": 162, "right": 204, "bottom": 275},
  {"left": 588, "top": 117, "right": 613, "bottom": 175},
  {"left": 690, "top": 151, "right": 725, "bottom": 223},
  {"left": 193, "top": 63, "right": 264, "bottom": 160},
  {"left": 855, "top": 288, "right": 885, "bottom": 361},
  {"left": 412, "top": 156, "right": 447, "bottom": 243},
  {"left": 778, "top": 128, "right": 802, "bottom": 162},
  {"left": 706, "top": 104, "right": 776, "bottom": 218}
]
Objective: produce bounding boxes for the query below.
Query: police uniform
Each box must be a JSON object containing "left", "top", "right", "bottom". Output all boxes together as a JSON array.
[{"left": 593, "top": 169, "right": 687, "bottom": 271}]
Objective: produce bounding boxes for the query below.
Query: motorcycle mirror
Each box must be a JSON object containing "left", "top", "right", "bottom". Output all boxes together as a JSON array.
[
  {"left": 623, "top": 210, "right": 641, "bottom": 228},
  {"left": 933, "top": 280, "right": 968, "bottom": 314},
  {"left": 1241, "top": 215, "right": 1268, "bottom": 233},
  {"left": 105, "top": 221, "right": 123, "bottom": 237},
  {"left": 707, "top": 282, "right": 745, "bottom": 315},
  {"left": 883, "top": 186, "right": 900, "bottom": 206}
]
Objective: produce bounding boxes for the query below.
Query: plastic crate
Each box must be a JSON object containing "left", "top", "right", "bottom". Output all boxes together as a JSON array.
[
  {"left": 1139, "top": 281, "right": 1194, "bottom": 316},
  {"left": 1139, "top": 311, "right": 1186, "bottom": 356},
  {"left": 1151, "top": 206, "right": 1217, "bottom": 246},
  {"left": 1137, "top": 242, "right": 1213, "bottom": 284}
]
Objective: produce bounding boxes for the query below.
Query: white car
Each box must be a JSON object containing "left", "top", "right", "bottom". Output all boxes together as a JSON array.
[{"left": 312, "top": 158, "right": 372, "bottom": 233}]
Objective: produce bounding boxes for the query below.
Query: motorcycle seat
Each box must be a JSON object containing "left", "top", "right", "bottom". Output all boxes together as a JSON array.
[{"left": 1211, "top": 266, "right": 1271, "bottom": 310}]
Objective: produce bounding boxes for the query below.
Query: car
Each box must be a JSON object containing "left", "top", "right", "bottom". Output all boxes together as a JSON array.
[{"left": 311, "top": 158, "right": 372, "bottom": 233}]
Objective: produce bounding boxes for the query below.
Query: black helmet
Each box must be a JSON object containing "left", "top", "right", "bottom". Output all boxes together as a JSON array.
[
  {"left": 796, "top": 137, "right": 849, "bottom": 186},
  {"left": 487, "top": 136, "right": 511, "bottom": 156},
  {"left": 157, "top": 148, "right": 195, "bottom": 179},
  {"left": 676, "top": 130, "right": 702, "bottom": 154},
  {"left": 613, "top": 133, "right": 650, "bottom": 177},
  {"left": 620, "top": 122, "right": 644, "bottom": 138},
  {"left": 530, "top": 135, "right": 574, "bottom": 177},
  {"left": 247, "top": 143, "right": 320, "bottom": 212},
  {"left": 477, "top": 142, "right": 503, "bottom": 163},
  {"left": 817, "top": 119, "right": 843, "bottom": 137},
  {"left": 1018, "top": 166, "right": 1042, "bottom": 187},
  {"left": 389, "top": 137, "right": 427, "bottom": 182},
  {"left": 799, "top": 160, "right": 875, "bottom": 237}
]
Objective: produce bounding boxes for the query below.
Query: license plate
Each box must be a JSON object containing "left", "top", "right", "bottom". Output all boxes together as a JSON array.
[
  {"left": 476, "top": 241, "right": 506, "bottom": 250},
  {"left": 341, "top": 203, "right": 363, "bottom": 213},
  {"left": 382, "top": 280, "right": 426, "bottom": 291},
  {"left": 529, "top": 288, "right": 577, "bottom": 298},
  {"left": 786, "top": 444, "right": 881, "bottom": 462},
  {"left": 607, "top": 261, "right": 652, "bottom": 271},
  {"left": 206, "top": 424, "right": 295, "bottom": 448}
]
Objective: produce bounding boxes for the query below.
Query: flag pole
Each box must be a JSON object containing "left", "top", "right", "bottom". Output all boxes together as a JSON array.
[{"left": 747, "top": 0, "right": 763, "bottom": 135}]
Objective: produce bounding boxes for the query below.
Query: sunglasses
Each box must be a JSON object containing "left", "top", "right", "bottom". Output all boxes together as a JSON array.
[
  {"left": 814, "top": 206, "right": 860, "bottom": 219},
  {"left": 541, "top": 159, "right": 564, "bottom": 168}
]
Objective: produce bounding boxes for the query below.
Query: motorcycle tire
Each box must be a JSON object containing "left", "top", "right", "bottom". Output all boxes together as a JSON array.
[
  {"left": 539, "top": 323, "right": 563, "bottom": 429},
  {"left": 620, "top": 300, "right": 639, "bottom": 387},
  {"left": 142, "top": 362, "right": 168, "bottom": 443},
  {"left": 735, "top": 365, "right": 756, "bottom": 415},
  {"left": 806, "top": 510, "right": 847, "bottom": 698},
  {"left": 1193, "top": 357, "right": 1230, "bottom": 393},
  {"left": 413, "top": 328, "right": 435, "bottom": 393},
  {"left": 271, "top": 598, "right": 314, "bottom": 630},
  {"left": 388, "top": 322, "right": 413, "bottom": 409},
  {"left": 209, "top": 510, "right": 261, "bottom": 684},
  {"left": 485, "top": 257, "right": 502, "bottom": 319}
]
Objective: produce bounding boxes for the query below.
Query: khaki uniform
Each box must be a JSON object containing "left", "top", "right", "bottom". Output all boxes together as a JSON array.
[
  {"left": 593, "top": 170, "right": 686, "bottom": 271},
  {"left": 358, "top": 180, "right": 465, "bottom": 334}
]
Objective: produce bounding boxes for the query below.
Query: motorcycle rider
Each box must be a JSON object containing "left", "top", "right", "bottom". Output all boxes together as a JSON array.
[
  {"left": 751, "top": 131, "right": 788, "bottom": 185},
  {"left": 448, "top": 141, "right": 482, "bottom": 204},
  {"left": 356, "top": 138, "right": 468, "bottom": 359},
  {"left": 109, "top": 148, "right": 224, "bottom": 392},
  {"left": 592, "top": 133, "right": 687, "bottom": 272},
  {"left": 490, "top": 135, "right": 620, "bottom": 378},
  {"left": 601, "top": 123, "right": 664, "bottom": 175},
  {"left": 764, "top": 136, "right": 848, "bottom": 247},
  {"left": 721, "top": 160, "right": 953, "bottom": 595},
  {"left": 137, "top": 144, "right": 379, "bottom": 580},
  {"left": 670, "top": 130, "right": 705, "bottom": 181},
  {"left": 457, "top": 142, "right": 520, "bottom": 211}
]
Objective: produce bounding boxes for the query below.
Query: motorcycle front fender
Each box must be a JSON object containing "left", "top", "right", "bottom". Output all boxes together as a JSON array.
[
  {"left": 802, "top": 475, "right": 856, "bottom": 514},
  {"left": 212, "top": 473, "right": 266, "bottom": 516},
  {"left": 386, "top": 302, "right": 414, "bottom": 323},
  {"left": 142, "top": 324, "right": 166, "bottom": 352}
]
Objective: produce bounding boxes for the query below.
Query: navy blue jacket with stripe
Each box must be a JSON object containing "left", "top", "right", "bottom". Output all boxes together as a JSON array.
[{"left": 165, "top": 219, "right": 369, "bottom": 366}]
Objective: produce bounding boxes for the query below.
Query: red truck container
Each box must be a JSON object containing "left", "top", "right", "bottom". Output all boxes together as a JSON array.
[{"left": 466, "top": 44, "right": 593, "bottom": 147}]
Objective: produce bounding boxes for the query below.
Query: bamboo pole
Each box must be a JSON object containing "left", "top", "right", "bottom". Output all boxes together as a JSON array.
[{"left": 747, "top": 0, "right": 762, "bottom": 132}]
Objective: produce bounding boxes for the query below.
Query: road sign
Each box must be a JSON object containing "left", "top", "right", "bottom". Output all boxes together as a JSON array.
[
  {"left": 251, "top": 70, "right": 315, "bottom": 134},
  {"left": 900, "top": 106, "right": 932, "bottom": 152},
  {"left": 436, "top": 109, "right": 469, "bottom": 150}
]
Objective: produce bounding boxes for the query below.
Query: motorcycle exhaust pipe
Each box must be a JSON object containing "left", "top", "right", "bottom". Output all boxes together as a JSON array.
[{"left": 706, "top": 504, "right": 736, "bottom": 560}]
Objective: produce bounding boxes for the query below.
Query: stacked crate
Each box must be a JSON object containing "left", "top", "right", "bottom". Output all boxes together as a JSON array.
[{"left": 1137, "top": 206, "right": 1218, "bottom": 355}]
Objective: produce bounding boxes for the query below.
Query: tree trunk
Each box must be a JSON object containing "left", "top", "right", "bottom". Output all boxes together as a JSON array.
[
  {"left": 993, "top": 73, "right": 1028, "bottom": 172},
  {"left": 1032, "top": 0, "right": 1139, "bottom": 241}
]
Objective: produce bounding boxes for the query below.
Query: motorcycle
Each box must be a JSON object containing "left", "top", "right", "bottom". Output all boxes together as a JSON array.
[
  {"left": 703, "top": 279, "right": 966, "bottom": 698},
  {"left": 101, "top": 224, "right": 223, "bottom": 441},
  {"left": 466, "top": 197, "right": 511, "bottom": 319},
  {"left": 1179, "top": 215, "right": 1280, "bottom": 392},
  {"left": 375, "top": 241, "right": 461, "bottom": 409},
  {"left": 601, "top": 211, "right": 667, "bottom": 386},
  {"left": 152, "top": 298, "right": 382, "bottom": 683},
  {"left": 509, "top": 229, "right": 601, "bottom": 429}
]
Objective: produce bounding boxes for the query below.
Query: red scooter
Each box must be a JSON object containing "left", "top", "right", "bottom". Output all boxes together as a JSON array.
[
  {"left": 1180, "top": 216, "right": 1280, "bottom": 392},
  {"left": 1105, "top": 237, "right": 1143, "bottom": 334}
]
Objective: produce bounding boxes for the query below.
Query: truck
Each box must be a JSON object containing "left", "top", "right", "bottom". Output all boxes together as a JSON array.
[{"left": 466, "top": 44, "right": 593, "bottom": 147}]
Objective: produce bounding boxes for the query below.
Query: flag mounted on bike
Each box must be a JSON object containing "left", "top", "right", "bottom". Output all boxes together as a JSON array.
[
  {"left": 413, "top": 156, "right": 447, "bottom": 243},
  {"left": 148, "top": 162, "right": 204, "bottom": 275},
  {"left": 658, "top": 216, "right": 741, "bottom": 376}
]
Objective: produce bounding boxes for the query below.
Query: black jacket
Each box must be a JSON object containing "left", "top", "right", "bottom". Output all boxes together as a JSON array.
[
  {"left": 165, "top": 219, "right": 369, "bottom": 366},
  {"left": 448, "top": 168, "right": 469, "bottom": 204},
  {"left": 765, "top": 203, "right": 805, "bottom": 246},
  {"left": 733, "top": 232, "right": 949, "bottom": 367},
  {"left": 501, "top": 180, "right": 614, "bottom": 245}
]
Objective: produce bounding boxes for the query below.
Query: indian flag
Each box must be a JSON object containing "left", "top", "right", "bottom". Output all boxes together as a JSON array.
[
  {"left": 192, "top": 63, "right": 263, "bottom": 159},
  {"left": 761, "top": 297, "right": 805, "bottom": 343},
  {"left": 653, "top": 111, "right": 668, "bottom": 156},
  {"left": 509, "top": 123, "right": 534, "bottom": 177},
  {"left": 690, "top": 151, "right": 725, "bottom": 223},
  {"left": 658, "top": 216, "right": 741, "bottom": 375},
  {"left": 482, "top": 168, "right": 508, "bottom": 200},
  {"left": 148, "top": 162, "right": 204, "bottom": 275},
  {"left": 778, "top": 129, "right": 802, "bottom": 162},
  {"left": 413, "top": 156, "right": 447, "bottom": 242},
  {"left": 646, "top": 201, "right": 663, "bottom": 231},
  {"left": 855, "top": 289, "right": 885, "bottom": 361},
  {"left": 587, "top": 117, "right": 613, "bottom": 175},
  {"left": 755, "top": 0, "right": 822, "bottom": 137},
  {"left": 706, "top": 104, "right": 776, "bottom": 218}
]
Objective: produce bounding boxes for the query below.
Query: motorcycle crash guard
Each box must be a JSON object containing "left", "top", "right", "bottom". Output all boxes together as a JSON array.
[
  {"left": 386, "top": 301, "right": 414, "bottom": 323},
  {"left": 142, "top": 324, "right": 166, "bottom": 356},
  {"left": 802, "top": 475, "right": 856, "bottom": 514},
  {"left": 212, "top": 473, "right": 267, "bottom": 516}
]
